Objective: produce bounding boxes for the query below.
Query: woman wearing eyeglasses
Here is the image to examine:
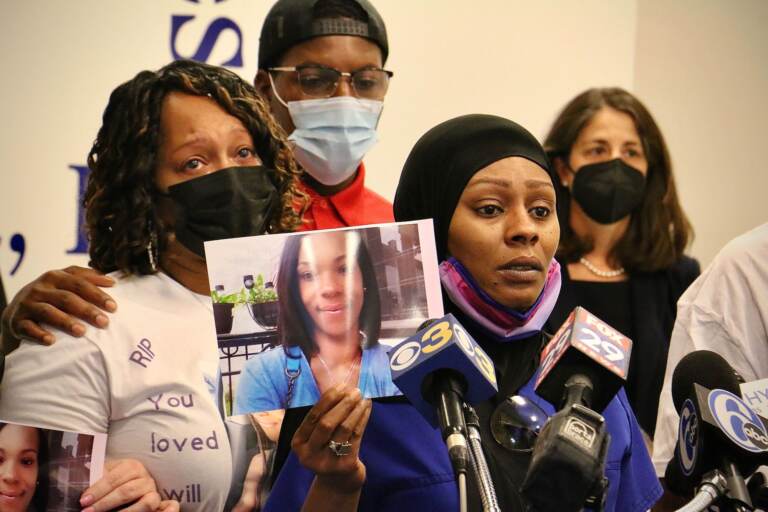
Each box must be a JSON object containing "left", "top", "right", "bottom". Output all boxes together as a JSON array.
[{"left": 263, "top": 115, "right": 662, "bottom": 512}]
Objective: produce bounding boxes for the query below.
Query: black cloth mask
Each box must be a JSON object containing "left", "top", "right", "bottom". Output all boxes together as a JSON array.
[
  {"left": 570, "top": 158, "right": 646, "bottom": 224},
  {"left": 165, "top": 166, "right": 280, "bottom": 257}
]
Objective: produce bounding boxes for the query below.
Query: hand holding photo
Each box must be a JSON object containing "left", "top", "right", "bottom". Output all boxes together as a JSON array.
[{"left": 205, "top": 220, "right": 443, "bottom": 414}]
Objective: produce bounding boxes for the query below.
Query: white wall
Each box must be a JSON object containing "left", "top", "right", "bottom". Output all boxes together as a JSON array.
[
  {"left": 368, "top": 0, "right": 638, "bottom": 196},
  {"left": 634, "top": 0, "right": 768, "bottom": 267},
  {"left": 3, "top": 0, "right": 763, "bottom": 299}
]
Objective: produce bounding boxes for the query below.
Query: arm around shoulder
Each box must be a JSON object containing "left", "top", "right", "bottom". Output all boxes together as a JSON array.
[{"left": 0, "top": 266, "right": 116, "bottom": 349}]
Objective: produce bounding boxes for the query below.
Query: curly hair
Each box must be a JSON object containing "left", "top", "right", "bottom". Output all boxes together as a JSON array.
[
  {"left": 85, "top": 59, "right": 307, "bottom": 275},
  {"left": 544, "top": 87, "right": 693, "bottom": 273}
]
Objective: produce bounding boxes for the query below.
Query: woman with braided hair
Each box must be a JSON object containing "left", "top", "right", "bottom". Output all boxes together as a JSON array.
[{"left": 0, "top": 59, "right": 305, "bottom": 511}]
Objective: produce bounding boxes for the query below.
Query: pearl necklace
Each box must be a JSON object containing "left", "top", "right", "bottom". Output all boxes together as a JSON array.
[
  {"left": 316, "top": 352, "right": 361, "bottom": 387},
  {"left": 579, "top": 256, "right": 625, "bottom": 278}
]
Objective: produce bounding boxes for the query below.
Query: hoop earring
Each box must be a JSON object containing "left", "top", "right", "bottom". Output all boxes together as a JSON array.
[{"left": 147, "top": 221, "right": 159, "bottom": 272}]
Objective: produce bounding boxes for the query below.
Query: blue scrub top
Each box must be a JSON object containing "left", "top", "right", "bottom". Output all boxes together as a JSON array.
[
  {"left": 234, "top": 343, "right": 401, "bottom": 413},
  {"left": 264, "top": 373, "right": 662, "bottom": 512}
]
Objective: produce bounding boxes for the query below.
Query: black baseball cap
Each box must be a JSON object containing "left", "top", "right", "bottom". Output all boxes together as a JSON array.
[{"left": 258, "top": 0, "right": 389, "bottom": 69}]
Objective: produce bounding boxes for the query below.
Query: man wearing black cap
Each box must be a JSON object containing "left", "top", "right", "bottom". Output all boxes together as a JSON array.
[{"left": 256, "top": 0, "right": 394, "bottom": 230}]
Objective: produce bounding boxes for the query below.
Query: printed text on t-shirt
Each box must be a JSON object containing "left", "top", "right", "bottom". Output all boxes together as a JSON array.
[
  {"left": 130, "top": 338, "right": 155, "bottom": 368},
  {"left": 150, "top": 430, "right": 220, "bottom": 453},
  {"left": 147, "top": 393, "right": 195, "bottom": 410},
  {"left": 163, "top": 483, "right": 202, "bottom": 503}
]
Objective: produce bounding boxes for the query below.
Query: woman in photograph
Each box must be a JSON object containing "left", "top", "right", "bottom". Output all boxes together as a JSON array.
[
  {"left": 0, "top": 59, "right": 304, "bottom": 511},
  {"left": 263, "top": 115, "right": 662, "bottom": 512},
  {"left": 234, "top": 230, "right": 400, "bottom": 414},
  {"left": 0, "top": 423, "right": 47, "bottom": 512},
  {"left": 543, "top": 87, "right": 699, "bottom": 438}
]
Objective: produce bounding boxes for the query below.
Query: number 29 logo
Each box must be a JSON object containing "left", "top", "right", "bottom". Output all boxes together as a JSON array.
[{"left": 577, "top": 327, "right": 626, "bottom": 362}]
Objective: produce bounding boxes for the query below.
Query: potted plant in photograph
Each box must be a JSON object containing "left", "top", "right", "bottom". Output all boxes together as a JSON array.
[
  {"left": 246, "top": 274, "right": 279, "bottom": 330},
  {"left": 211, "top": 285, "right": 246, "bottom": 335}
]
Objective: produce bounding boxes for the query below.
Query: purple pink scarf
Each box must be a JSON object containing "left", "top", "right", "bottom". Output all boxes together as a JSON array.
[{"left": 439, "top": 257, "right": 561, "bottom": 342}]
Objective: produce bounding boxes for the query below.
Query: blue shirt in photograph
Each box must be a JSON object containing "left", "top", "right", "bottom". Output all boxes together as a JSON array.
[{"left": 234, "top": 343, "right": 401, "bottom": 414}]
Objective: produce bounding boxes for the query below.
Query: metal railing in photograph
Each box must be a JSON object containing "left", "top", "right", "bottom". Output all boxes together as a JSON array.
[{"left": 219, "top": 331, "right": 279, "bottom": 415}]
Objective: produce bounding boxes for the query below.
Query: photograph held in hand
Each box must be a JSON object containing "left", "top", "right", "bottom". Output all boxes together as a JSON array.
[{"left": 204, "top": 220, "right": 444, "bottom": 416}]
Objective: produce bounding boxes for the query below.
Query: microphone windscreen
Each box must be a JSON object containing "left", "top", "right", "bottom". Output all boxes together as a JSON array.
[{"left": 671, "top": 350, "right": 742, "bottom": 413}]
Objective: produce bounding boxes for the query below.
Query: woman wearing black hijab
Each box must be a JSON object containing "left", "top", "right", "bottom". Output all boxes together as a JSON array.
[{"left": 265, "top": 115, "right": 661, "bottom": 512}]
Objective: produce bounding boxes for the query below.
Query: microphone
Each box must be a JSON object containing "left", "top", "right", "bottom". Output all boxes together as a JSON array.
[
  {"left": 671, "top": 350, "right": 743, "bottom": 413},
  {"left": 535, "top": 306, "right": 632, "bottom": 412},
  {"left": 389, "top": 313, "right": 498, "bottom": 476},
  {"left": 665, "top": 350, "right": 768, "bottom": 509},
  {"left": 666, "top": 348, "right": 744, "bottom": 497},
  {"left": 522, "top": 307, "right": 632, "bottom": 512}
]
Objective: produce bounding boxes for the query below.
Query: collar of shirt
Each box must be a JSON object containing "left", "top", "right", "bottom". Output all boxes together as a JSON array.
[{"left": 297, "top": 163, "right": 394, "bottom": 230}]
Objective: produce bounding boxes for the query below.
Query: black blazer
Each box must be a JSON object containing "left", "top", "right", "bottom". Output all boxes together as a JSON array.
[{"left": 546, "top": 256, "right": 700, "bottom": 436}]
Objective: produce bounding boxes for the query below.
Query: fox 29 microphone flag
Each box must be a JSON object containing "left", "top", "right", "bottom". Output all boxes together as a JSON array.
[
  {"left": 535, "top": 306, "right": 632, "bottom": 412},
  {"left": 388, "top": 313, "right": 498, "bottom": 425}
]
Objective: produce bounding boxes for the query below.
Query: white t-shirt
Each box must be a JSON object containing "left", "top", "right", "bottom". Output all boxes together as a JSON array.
[
  {"left": 652, "top": 223, "right": 768, "bottom": 475},
  {"left": 0, "top": 272, "right": 232, "bottom": 510}
]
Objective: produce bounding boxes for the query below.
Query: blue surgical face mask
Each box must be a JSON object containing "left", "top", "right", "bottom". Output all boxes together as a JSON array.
[{"left": 271, "top": 77, "right": 383, "bottom": 186}]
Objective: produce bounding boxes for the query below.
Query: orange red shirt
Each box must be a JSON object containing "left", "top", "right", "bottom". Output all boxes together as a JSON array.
[{"left": 297, "top": 163, "right": 394, "bottom": 231}]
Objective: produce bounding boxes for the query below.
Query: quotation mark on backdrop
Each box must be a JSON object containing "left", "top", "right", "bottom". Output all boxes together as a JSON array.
[{"left": 0, "top": 233, "right": 26, "bottom": 275}]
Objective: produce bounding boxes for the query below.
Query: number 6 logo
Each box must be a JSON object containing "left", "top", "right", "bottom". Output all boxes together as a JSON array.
[{"left": 709, "top": 389, "right": 768, "bottom": 453}]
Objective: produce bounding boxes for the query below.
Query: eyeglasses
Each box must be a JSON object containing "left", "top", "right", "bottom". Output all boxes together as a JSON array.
[
  {"left": 490, "top": 395, "right": 549, "bottom": 452},
  {"left": 268, "top": 64, "right": 393, "bottom": 100}
]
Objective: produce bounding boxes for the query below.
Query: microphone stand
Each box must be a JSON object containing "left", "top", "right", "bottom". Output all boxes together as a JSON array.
[
  {"left": 520, "top": 374, "right": 609, "bottom": 512},
  {"left": 431, "top": 371, "right": 470, "bottom": 512},
  {"left": 674, "top": 463, "right": 756, "bottom": 512},
  {"left": 464, "top": 404, "right": 501, "bottom": 512},
  {"left": 674, "top": 470, "right": 728, "bottom": 512},
  {"left": 722, "top": 458, "right": 753, "bottom": 510}
]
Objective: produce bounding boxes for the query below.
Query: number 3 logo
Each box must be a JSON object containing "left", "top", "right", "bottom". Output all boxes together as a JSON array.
[
  {"left": 422, "top": 321, "right": 452, "bottom": 353},
  {"left": 474, "top": 348, "right": 497, "bottom": 385}
]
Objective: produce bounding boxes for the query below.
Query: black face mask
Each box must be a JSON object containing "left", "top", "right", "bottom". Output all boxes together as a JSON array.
[
  {"left": 570, "top": 158, "right": 646, "bottom": 224},
  {"left": 164, "top": 166, "right": 280, "bottom": 257}
]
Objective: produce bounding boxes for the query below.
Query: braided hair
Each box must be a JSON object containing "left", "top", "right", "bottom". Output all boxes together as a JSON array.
[{"left": 85, "top": 59, "right": 307, "bottom": 275}]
